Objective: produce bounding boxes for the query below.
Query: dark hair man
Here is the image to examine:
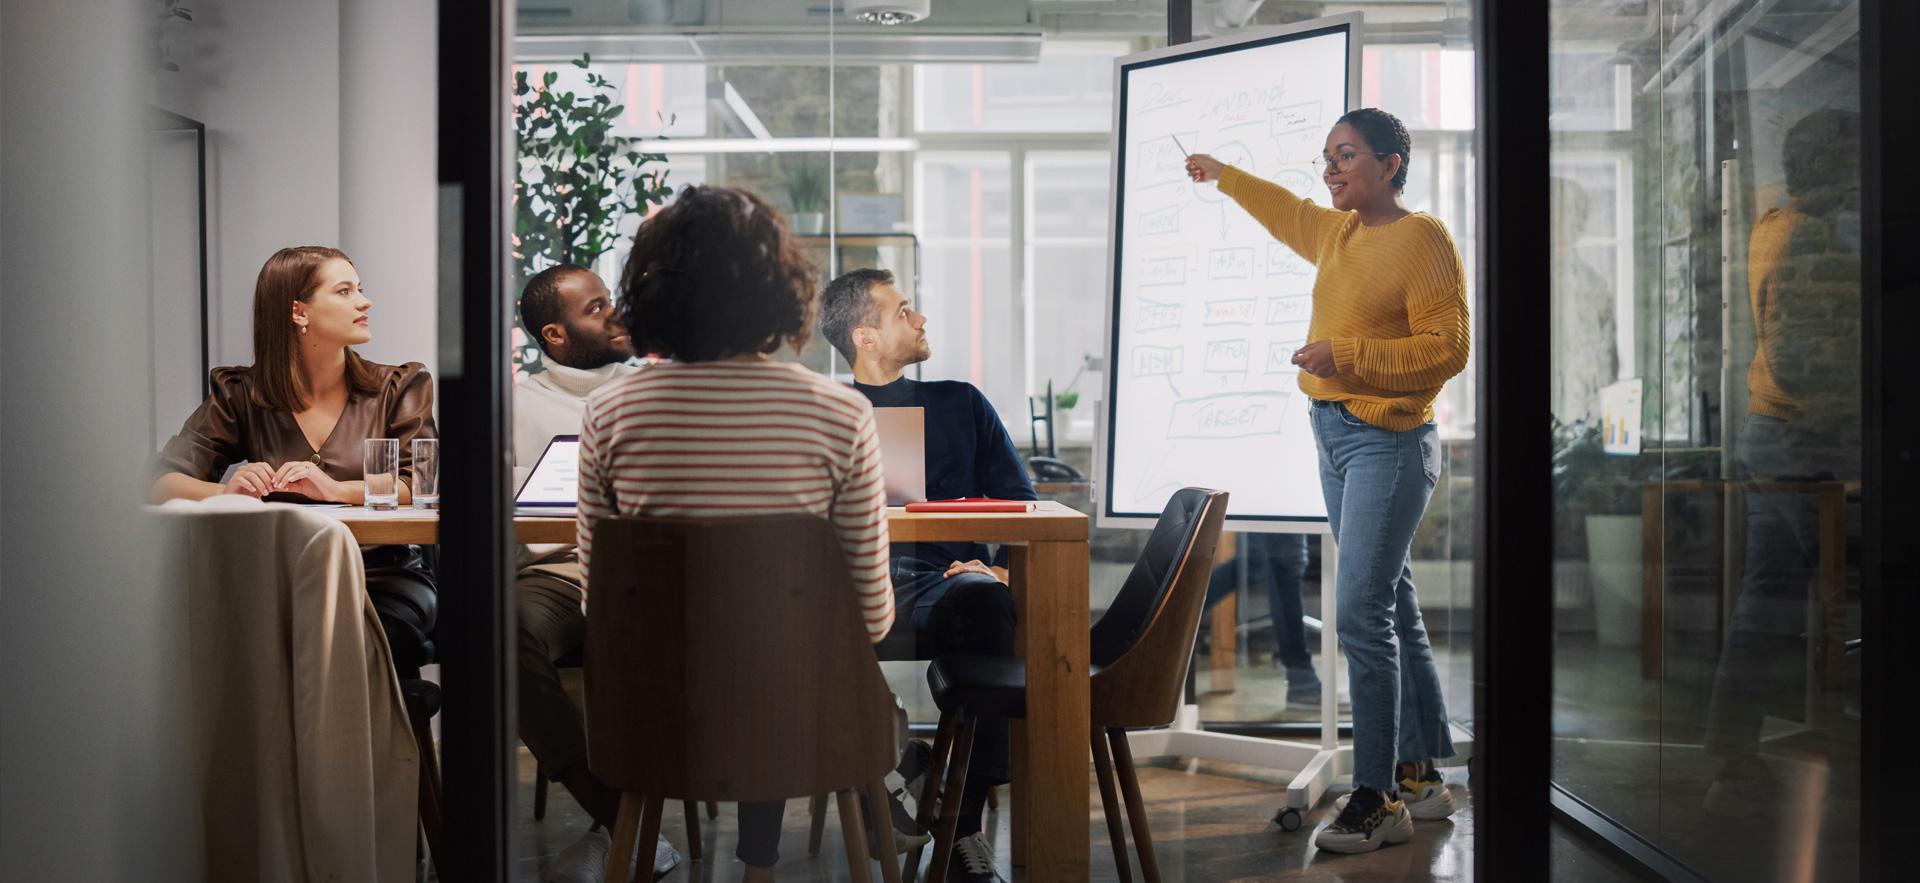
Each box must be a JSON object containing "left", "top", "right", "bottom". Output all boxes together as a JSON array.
[
  {"left": 819, "top": 267, "right": 1036, "bottom": 882},
  {"left": 512, "top": 264, "right": 679, "bottom": 883}
]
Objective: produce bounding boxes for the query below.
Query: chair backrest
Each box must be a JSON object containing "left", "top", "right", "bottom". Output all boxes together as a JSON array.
[
  {"left": 584, "top": 514, "right": 899, "bottom": 803},
  {"left": 1087, "top": 488, "right": 1228, "bottom": 728}
]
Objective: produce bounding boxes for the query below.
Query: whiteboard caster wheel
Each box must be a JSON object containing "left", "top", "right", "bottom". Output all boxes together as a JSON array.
[{"left": 1272, "top": 807, "right": 1303, "bottom": 832}]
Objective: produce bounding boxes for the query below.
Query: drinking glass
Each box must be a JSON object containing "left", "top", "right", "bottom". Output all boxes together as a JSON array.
[
  {"left": 363, "top": 438, "right": 399, "bottom": 510},
  {"left": 412, "top": 438, "right": 440, "bottom": 509}
]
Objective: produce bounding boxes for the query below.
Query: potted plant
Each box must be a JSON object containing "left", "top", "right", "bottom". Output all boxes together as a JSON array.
[
  {"left": 783, "top": 161, "right": 828, "bottom": 235},
  {"left": 512, "top": 53, "right": 674, "bottom": 374},
  {"left": 1552, "top": 418, "right": 1646, "bottom": 647}
]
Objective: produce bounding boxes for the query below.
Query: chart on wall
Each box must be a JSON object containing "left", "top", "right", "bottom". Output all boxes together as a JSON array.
[{"left": 1098, "top": 15, "right": 1358, "bottom": 529}]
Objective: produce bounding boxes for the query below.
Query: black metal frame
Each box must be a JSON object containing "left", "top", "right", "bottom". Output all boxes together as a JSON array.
[
  {"left": 437, "top": 0, "right": 517, "bottom": 878},
  {"left": 1473, "top": 0, "right": 1553, "bottom": 878},
  {"left": 1859, "top": 0, "right": 1917, "bottom": 878},
  {"left": 150, "top": 107, "right": 211, "bottom": 398}
]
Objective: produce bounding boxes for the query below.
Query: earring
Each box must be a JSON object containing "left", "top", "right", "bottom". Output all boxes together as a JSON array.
[{"left": 299, "top": 324, "right": 308, "bottom": 335}]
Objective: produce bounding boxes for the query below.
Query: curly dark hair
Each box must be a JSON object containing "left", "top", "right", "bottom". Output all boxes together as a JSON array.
[
  {"left": 616, "top": 185, "right": 819, "bottom": 362},
  {"left": 1336, "top": 107, "right": 1412, "bottom": 192}
]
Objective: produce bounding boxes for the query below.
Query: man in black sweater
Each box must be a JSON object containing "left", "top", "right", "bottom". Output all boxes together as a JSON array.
[{"left": 821, "top": 268, "right": 1036, "bottom": 882}]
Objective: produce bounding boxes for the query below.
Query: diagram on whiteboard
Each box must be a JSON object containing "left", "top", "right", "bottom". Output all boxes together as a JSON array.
[{"left": 1101, "top": 21, "right": 1355, "bottom": 526}]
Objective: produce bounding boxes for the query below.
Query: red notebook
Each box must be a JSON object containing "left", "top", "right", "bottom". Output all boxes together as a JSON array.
[{"left": 904, "top": 498, "right": 1037, "bottom": 513}]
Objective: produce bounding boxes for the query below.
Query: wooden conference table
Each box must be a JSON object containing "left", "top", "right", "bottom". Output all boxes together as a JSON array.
[{"left": 330, "top": 502, "right": 1093, "bottom": 880}]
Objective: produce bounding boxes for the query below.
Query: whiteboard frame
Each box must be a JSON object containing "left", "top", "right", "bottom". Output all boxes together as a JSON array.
[{"left": 1096, "top": 12, "right": 1363, "bottom": 533}]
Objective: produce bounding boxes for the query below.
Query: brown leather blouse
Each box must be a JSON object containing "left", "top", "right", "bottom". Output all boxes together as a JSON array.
[{"left": 157, "top": 360, "right": 437, "bottom": 493}]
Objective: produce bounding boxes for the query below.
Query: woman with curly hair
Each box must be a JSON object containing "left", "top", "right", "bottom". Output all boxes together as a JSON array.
[
  {"left": 573, "top": 185, "right": 895, "bottom": 881},
  {"left": 1187, "top": 108, "right": 1471, "bottom": 855}
]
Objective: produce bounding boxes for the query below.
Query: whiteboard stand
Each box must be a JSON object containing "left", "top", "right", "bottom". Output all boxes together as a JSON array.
[{"left": 1123, "top": 531, "right": 1476, "bottom": 832}]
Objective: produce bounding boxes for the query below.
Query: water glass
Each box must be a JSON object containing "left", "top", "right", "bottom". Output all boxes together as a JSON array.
[
  {"left": 412, "top": 438, "right": 440, "bottom": 509},
  {"left": 363, "top": 438, "right": 399, "bottom": 510}
]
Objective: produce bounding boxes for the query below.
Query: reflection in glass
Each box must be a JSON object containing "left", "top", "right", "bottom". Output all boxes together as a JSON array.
[{"left": 1551, "top": 1, "right": 1862, "bottom": 878}]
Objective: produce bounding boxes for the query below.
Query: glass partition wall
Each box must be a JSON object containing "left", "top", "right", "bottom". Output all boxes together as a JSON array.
[{"left": 1549, "top": 1, "right": 1864, "bottom": 878}]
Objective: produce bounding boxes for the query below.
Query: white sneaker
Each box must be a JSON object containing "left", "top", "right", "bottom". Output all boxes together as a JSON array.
[
  {"left": 1333, "top": 769, "right": 1458, "bottom": 821},
  {"left": 1314, "top": 789, "right": 1413, "bottom": 855},
  {"left": 541, "top": 828, "right": 683, "bottom": 883}
]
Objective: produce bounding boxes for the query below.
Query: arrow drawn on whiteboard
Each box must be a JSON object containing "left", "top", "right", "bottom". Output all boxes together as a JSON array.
[{"left": 1163, "top": 374, "right": 1186, "bottom": 400}]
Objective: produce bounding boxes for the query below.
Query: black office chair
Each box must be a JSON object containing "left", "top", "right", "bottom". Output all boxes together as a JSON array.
[{"left": 911, "top": 487, "right": 1228, "bottom": 883}]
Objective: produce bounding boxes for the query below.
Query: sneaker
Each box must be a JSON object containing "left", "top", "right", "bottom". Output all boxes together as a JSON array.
[
  {"left": 1284, "top": 667, "right": 1323, "bottom": 708},
  {"left": 1397, "top": 766, "right": 1457, "bottom": 820},
  {"left": 861, "top": 781, "right": 932, "bottom": 859},
  {"left": 1334, "top": 767, "right": 1457, "bottom": 821},
  {"left": 541, "top": 828, "right": 682, "bottom": 883},
  {"left": 947, "top": 832, "right": 1004, "bottom": 882},
  {"left": 1314, "top": 787, "right": 1413, "bottom": 855}
]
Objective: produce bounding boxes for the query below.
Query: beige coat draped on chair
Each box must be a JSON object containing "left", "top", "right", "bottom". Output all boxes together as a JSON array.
[{"left": 158, "top": 496, "right": 419, "bottom": 882}]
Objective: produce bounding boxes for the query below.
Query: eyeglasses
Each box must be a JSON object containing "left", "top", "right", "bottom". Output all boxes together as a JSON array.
[{"left": 1311, "top": 150, "right": 1389, "bottom": 174}]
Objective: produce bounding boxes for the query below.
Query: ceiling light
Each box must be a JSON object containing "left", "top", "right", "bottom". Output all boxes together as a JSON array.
[{"left": 846, "top": 0, "right": 930, "bottom": 26}]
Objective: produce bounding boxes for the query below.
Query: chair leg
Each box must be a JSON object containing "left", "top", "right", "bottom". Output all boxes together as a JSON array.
[
  {"left": 907, "top": 714, "right": 958, "bottom": 881},
  {"left": 1109, "top": 728, "right": 1161, "bottom": 883},
  {"left": 1090, "top": 729, "right": 1134, "bottom": 883},
  {"left": 809, "top": 792, "right": 830, "bottom": 856},
  {"left": 706, "top": 800, "right": 719, "bottom": 819},
  {"left": 533, "top": 760, "right": 549, "bottom": 821},
  {"left": 635, "top": 794, "right": 665, "bottom": 883},
  {"left": 682, "top": 799, "right": 703, "bottom": 861},
  {"left": 405, "top": 691, "right": 443, "bottom": 879},
  {"left": 837, "top": 789, "right": 877, "bottom": 883},
  {"left": 867, "top": 777, "right": 905, "bottom": 883},
  {"left": 925, "top": 716, "right": 977, "bottom": 883},
  {"left": 607, "top": 792, "right": 643, "bottom": 883}
]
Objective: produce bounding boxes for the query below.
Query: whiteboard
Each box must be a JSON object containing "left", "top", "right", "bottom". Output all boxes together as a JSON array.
[{"left": 1097, "top": 15, "right": 1360, "bottom": 531}]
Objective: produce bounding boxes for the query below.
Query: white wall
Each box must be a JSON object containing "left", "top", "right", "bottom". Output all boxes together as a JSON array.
[{"left": 155, "top": 0, "right": 437, "bottom": 378}]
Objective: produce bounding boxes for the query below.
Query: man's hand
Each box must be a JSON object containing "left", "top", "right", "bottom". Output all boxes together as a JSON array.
[
  {"left": 945, "top": 559, "right": 1009, "bottom": 585},
  {"left": 1291, "top": 340, "right": 1338, "bottom": 377}
]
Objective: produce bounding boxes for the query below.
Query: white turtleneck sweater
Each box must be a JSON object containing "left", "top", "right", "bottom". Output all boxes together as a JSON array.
[
  {"left": 513, "top": 359, "right": 640, "bottom": 468},
  {"left": 514, "top": 359, "right": 641, "bottom": 571}
]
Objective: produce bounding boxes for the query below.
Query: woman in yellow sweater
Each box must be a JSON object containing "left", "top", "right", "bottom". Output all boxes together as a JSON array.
[{"left": 1187, "top": 108, "right": 1470, "bottom": 855}]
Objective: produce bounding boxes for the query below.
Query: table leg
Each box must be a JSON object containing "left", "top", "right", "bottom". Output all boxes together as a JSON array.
[
  {"left": 1011, "top": 540, "right": 1090, "bottom": 880},
  {"left": 1818, "top": 488, "right": 1847, "bottom": 690},
  {"left": 1641, "top": 485, "right": 1664, "bottom": 680}
]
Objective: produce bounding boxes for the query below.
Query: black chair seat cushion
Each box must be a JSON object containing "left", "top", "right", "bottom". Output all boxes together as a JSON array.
[{"left": 927, "top": 654, "right": 1105, "bottom": 721}]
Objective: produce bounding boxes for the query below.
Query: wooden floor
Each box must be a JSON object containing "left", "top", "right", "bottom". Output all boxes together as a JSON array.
[{"left": 507, "top": 749, "right": 1638, "bottom": 882}]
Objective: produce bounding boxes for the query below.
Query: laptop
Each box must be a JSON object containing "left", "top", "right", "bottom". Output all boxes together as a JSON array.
[
  {"left": 515, "top": 434, "right": 581, "bottom": 518},
  {"left": 872, "top": 406, "right": 927, "bottom": 506}
]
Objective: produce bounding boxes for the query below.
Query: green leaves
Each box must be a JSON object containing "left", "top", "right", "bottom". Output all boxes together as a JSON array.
[{"left": 513, "top": 52, "right": 673, "bottom": 291}]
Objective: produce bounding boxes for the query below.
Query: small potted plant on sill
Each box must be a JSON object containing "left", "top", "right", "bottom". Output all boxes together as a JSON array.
[
  {"left": 1552, "top": 418, "right": 1646, "bottom": 647},
  {"left": 783, "top": 161, "right": 828, "bottom": 235}
]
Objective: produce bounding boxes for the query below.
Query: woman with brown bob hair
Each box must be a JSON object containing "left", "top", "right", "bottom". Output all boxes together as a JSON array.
[
  {"left": 576, "top": 186, "right": 899, "bottom": 880},
  {"left": 151, "top": 245, "right": 440, "bottom": 676}
]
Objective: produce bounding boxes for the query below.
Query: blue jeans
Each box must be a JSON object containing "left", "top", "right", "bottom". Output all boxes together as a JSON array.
[
  {"left": 1204, "top": 533, "right": 1316, "bottom": 673},
  {"left": 1309, "top": 400, "right": 1455, "bottom": 791}
]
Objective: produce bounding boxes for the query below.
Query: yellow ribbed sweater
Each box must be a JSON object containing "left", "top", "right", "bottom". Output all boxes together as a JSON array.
[{"left": 1219, "top": 166, "right": 1471, "bottom": 431}]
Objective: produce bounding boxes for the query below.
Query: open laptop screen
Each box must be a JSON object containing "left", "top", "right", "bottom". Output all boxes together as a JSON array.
[{"left": 515, "top": 435, "right": 580, "bottom": 508}]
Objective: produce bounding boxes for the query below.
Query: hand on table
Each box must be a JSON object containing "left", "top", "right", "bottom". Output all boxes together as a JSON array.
[
  {"left": 1291, "top": 340, "right": 1337, "bottom": 377},
  {"left": 1185, "top": 153, "right": 1226, "bottom": 183},
  {"left": 271, "top": 461, "right": 350, "bottom": 502},
  {"left": 223, "top": 462, "right": 277, "bottom": 498},
  {"left": 945, "top": 559, "right": 1010, "bottom": 585}
]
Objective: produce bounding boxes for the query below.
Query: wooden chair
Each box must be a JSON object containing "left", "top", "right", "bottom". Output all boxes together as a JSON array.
[
  {"left": 585, "top": 515, "right": 906, "bottom": 883},
  {"left": 910, "top": 488, "right": 1227, "bottom": 883}
]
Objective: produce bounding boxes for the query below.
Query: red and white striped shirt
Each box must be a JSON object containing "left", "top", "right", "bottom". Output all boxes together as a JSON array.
[{"left": 575, "top": 359, "right": 895, "bottom": 642}]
